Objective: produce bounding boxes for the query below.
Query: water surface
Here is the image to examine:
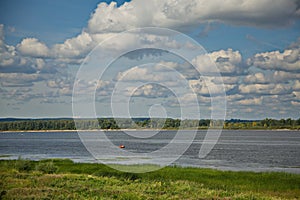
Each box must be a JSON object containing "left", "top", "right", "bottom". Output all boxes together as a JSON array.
[{"left": 0, "top": 130, "right": 299, "bottom": 173}]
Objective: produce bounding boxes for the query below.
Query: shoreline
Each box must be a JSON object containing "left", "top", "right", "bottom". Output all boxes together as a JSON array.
[
  {"left": 1, "top": 156, "right": 299, "bottom": 174},
  {"left": 0, "top": 128, "right": 299, "bottom": 133},
  {"left": 1, "top": 159, "right": 299, "bottom": 199}
]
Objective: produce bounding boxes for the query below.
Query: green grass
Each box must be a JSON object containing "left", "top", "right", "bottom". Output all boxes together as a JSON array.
[
  {"left": 0, "top": 155, "right": 11, "bottom": 158},
  {"left": 0, "top": 159, "right": 299, "bottom": 199}
]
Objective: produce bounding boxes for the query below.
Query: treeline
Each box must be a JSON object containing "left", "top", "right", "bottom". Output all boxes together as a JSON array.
[
  {"left": 0, "top": 118, "right": 202, "bottom": 131},
  {"left": 225, "top": 118, "right": 300, "bottom": 129},
  {"left": 0, "top": 119, "right": 76, "bottom": 131},
  {"left": 0, "top": 118, "right": 299, "bottom": 131}
]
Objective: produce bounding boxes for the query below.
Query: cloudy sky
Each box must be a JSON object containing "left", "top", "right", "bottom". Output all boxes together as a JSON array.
[{"left": 0, "top": 0, "right": 300, "bottom": 119}]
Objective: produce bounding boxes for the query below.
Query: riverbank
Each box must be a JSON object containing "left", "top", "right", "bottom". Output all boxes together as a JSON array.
[
  {"left": 0, "top": 159, "right": 299, "bottom": 199},
  {"left": 1, "top": 128, "right": 299, "bottom": 133},
  {"left": 1, "top": 118, "right": 300, "bottom": 132}
]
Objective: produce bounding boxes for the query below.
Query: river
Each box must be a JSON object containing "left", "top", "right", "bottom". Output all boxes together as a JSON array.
[{"left": 0, "top": 130, "right": 299, "bottom": 173}]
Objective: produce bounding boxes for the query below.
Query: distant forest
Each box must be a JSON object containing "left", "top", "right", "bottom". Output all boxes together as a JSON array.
[{"left": 0, "top": 118, "right": 300, "bottom": 131}]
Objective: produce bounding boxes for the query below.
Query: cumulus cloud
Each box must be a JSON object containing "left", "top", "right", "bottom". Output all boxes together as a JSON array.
[
  {"left": 52, "top": 31, "right": 186, "bottom": 63},
  {"left": 237, "top": 97, "right": 263, "bottom": 105},
  {"left": 116, "top": 66, "right": 173, "bottom": 82},
  {"left": 243, "top": 72, "right": 268, "bottom": 84},
  {"left": 52, "top": 31, "right": 93, "bottom": 58},
  {"left": 17, "top": 38, "right": 49, "bottom": 58},
  {"left": 192, "top": 49, "right": 244, "bottom": 75},
  {"left": 272, "top": 71, "right": 300, "bottom": 82},
  {"left": 129, "top": 84, "right": 172, "bottom": 98},
  {"left": 238, "top": 83, "right": 292, "bottom": 95},
  {"left": 293, "top": 80, "right": 300, "bottom": 91},
  {"left": 116, "top": 64, "right": 189, "bottom": 87},
  {"left": 0, "top": 25, "right": 56, "bottom": 74},
  {"left": 291, "top": 100, "right": 300, "bottom": 106},
  {"left": 0, "top": 25, "right": 26, "bottom": 69},
  {"left": 47, "top": 78, "right": 71, "bottom": 89},
  {"left": 3, "top": 88, "right": 33, "bottom": 101},
  {"left": 242, "top": 71, "right": 300, "bottom": 84},
  {"left": 293, "top": 91, "right": 300, "bottom": 99},
  {"left": 87, "top": 0, "right": 300, "bottom": 34},
  {"left": 2, "top": 0, "right": 300, "bottom": 67},
  {"left": 1, "top": 0, "right": 300, "bottom": 117},
  {"left": 46, "top": 78, "right": 76, "bottom": 97},
  {"left": 189, "top": 76, "right": 234, "bottom": 96},
  {"left": 248, "top": 39, "right": 300, "bottom": 72},
  {"left": 4, "top": 0, "right": 299, "bottom": 68},
  {"left": 2, "top": 87, "right": 60, "bottom": 102},
  {"left": 0, "top": 73, "right": 46, "bottom": 87},
  {"left": 0, "top": 44, "right": 20, "bottom": 68},
  {"left": 88, "top": 2, "right": 139, "bottom": 34},
  {"left": 72, "top": 78, "right": 114, "bottom": 99}
]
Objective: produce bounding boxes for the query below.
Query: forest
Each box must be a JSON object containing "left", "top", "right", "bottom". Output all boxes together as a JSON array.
[{"left": 0, "top": 117, "right": 300, "bottom": 131}]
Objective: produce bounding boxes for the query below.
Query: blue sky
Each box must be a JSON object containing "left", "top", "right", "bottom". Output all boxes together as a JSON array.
[{"left": 0, "top": 0, "right": 300, "bottom": 119}]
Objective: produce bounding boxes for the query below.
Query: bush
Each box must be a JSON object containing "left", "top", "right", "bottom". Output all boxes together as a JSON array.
[
  {"left": 36, "top": 161, "right": 58, "bottom": 174},
  {"left": 15, "top": 157, "right": 33, "bottom": 172}
]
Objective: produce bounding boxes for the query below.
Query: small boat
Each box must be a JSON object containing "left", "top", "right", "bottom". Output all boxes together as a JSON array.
[{"left": 119, "top": 145, "right": 125, "bottom": 149}]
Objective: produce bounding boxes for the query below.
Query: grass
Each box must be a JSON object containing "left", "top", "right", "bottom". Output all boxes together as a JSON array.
[
  {"left": 0, "top": 159, "right": 299, "bottom": 199},
  {"left": 0, "top": 155, "right": 11, "bottom": 158}
]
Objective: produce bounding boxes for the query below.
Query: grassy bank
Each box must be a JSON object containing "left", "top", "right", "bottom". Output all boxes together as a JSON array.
[{"left": 0, "top": 159, "right": 299, "bottom": 199}]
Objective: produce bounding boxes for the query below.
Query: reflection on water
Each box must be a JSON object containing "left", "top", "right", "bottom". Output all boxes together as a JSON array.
[{"left": 0, "top": 130, "right": 299, "bottom": 173}]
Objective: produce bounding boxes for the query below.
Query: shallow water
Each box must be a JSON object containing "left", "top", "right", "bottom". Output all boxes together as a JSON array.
[{"left": 0, "top": 130, "right": 299, "bottom": 173}]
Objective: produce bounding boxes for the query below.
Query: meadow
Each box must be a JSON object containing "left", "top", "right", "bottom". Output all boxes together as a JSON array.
[{"left": 0, "top": 159, "right": 299, "bottom": 199}]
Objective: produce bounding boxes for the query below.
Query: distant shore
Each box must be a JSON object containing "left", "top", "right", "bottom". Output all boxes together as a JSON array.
[
  {"left": 1, "top": 118, "right": 299, "bottom": 132},
  {"left": 0, "top": 129, "right": 176, "bottom": 133},
  {"left": 0, "top": 128, "right": 299, "bottom": 133}
]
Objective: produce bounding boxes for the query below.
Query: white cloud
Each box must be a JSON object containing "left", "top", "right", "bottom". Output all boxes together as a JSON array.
[
  {"left": 116, "top": 66, "right": 165, "bottom": 82},
  {"left": 248, "top": 41, "right": 300, "bottom": 72},
  {"left": 291, "top": 101, "right": 300, "bottom": 106},
  {"left": 87, "top": 0, "right": 300, "bottom": 34},
  {"left": 1, "top": 0, "right": 300, "bottom": 119},
  {"left": 71, "top": 79, "right": 113, "bottom": 99},
  {"left": 0, "top": 73, "right": 45, "bottom": 87},
  {"left": 116, "top": 65, "right": 187, "bottom": 86},
  {"left": 129, "top": 84, "right": 172, "bottom": 98},
  {"left": 0, "top": 46, "right": 17, "bottom": 67},
  {"left": 192, "top": 49, "right": 244, "bottom": 75},
  {"left": 58, "top": 86, "right": 73, "bottom": 96},
  {"left": 46, "top": 78, "right": 74, "bottom": 97},
  {"left": 293, "top": 91, "right": 300, "bottom": 99},
  {"left": 0, "top": 25, "right": 53, "bottom": 74},
  {"left": 2, "top": 87, "right": 59, "bottom": 102},
  {"left": 88, "top": 2, "right": 139, "bottom": 34},
  {"left": 213, "top": 76, "right": 239, "bottom": 85},
  {"left": 244, "top": 69, "right": 300, "bottom": 85},
  {"left": 237, "top": 97, "right": 263, "bottom": 105},
  {"left": 243, "top": 72, "right": 268, "bottom": 84},
  {"left": 272, "top": 71, "right": 300, "bottom": 82},
  {"left": 293, "top": 80, "right": 300, "bottom": 91},
  {"left": 17, "top": 38, "right": 49, "bottom": 58},
  {"left": 189, "top": 77, "right": 234, "bottom": 96},
  {"left": 226, "top": 93, "right": 244, "bottom": 101},
  {"left": 0, "top": 25, "right": 22, "bottom": 68},
  {"left": 52, "top": 31, "right": 93, "bottom": 58},
  {"left": 52, "top": 31, "right": 185, "bottom": 62},
  {"left": 47, "top": 79, "right": 70, "bottom": 89},
  {"left": 238, "top": 83, "right": 292, "bottom": 95}
]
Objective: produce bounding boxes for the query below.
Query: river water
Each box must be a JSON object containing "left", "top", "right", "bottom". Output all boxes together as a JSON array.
[{"left": 0, "top": 130, "right": 299, "bottom": 173}]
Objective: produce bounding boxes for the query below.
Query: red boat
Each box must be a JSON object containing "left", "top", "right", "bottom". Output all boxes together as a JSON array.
[{"left": 119, "top": 145, "right": 125, "bottom": 149}]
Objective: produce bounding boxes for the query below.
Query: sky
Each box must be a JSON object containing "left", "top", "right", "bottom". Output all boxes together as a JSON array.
[{"left": 0, "top": 0, "right": 300, "bottom": 119}]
